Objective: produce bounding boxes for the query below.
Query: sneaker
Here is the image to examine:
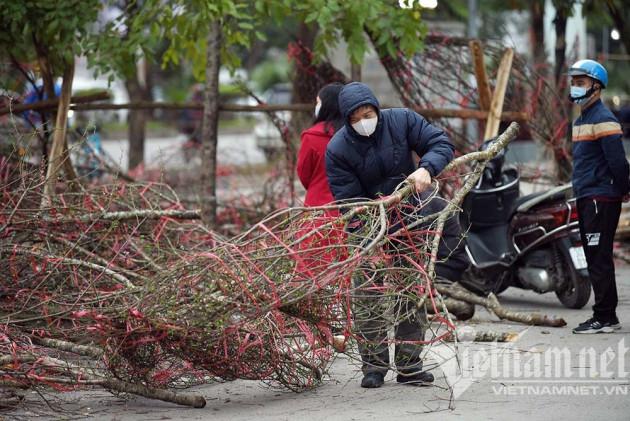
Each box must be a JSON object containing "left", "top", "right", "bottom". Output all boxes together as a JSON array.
[
  {"left": 573, "top": 318, "right": 615, "bottom": 334},
  {"left": 396, "top": 370, "right": 435, "bottom": 385},
  {"left": 361, "top": 372, "right": 385, "bottom": 388},
  {"left": 609, "top": 316, "right": 622, "bottom": 330}
]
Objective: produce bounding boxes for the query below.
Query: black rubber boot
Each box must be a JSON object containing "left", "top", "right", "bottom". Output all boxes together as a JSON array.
[
  {"left": 360, "top": 372, "right": 385, "bottom": 388},
  {"left": 396, "top": 370, "right": 434, "bottom": 385}
]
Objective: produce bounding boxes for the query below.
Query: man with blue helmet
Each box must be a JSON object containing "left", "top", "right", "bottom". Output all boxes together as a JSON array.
[{"left": 567, "top": 59, "right": 630, "bottom": 334}]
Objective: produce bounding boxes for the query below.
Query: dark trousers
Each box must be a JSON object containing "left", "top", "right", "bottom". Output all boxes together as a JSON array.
[
  {"left": 576, "top": 198, "right": 621, "bottom": 322},
  {"left": 352, "top": 268, "right": 425, "bottom": 376}
]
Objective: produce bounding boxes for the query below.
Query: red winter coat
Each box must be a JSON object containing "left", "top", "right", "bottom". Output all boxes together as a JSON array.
[
  {"left": 297, "top": 121, "right": 336, "bottom": 207},
  {"left": 297, "top": 122, "right": 344, "bottom": 266}
]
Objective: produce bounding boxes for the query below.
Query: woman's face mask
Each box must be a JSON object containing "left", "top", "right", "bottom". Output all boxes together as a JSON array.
[{"left": 314, "top": 96, "right": 322, "bottom": 117}]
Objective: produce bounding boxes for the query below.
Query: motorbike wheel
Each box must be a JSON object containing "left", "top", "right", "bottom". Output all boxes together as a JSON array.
[{"left": 554, "top": 256, "right": 591, "bottom": 309}]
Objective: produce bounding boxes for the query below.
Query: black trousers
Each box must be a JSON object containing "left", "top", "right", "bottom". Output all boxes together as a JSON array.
[
  {"left": 576, "top": 198, "right": 622, "bottom": 322},
  {"left": 352, "top": 267, "right": 425, "bottom": 376}
]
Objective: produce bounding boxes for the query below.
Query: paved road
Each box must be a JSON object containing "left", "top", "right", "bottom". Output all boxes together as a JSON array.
[
  {"left": 16, "top": 264, "right": 629, "bottom": 421},
  {"left": 100, "top": 132, "right": 267, "bottom": 172}
]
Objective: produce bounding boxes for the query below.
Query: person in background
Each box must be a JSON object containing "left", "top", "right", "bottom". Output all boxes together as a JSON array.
[
  {"left": 325, "top": 82, "right": 455, "bottom": 388},
  {"left": 617, "top": 100, "right": 630, "bottom": 138},
  {"left": 22, "top": 83, "right": 62, "bottom": 128},
  {"left": 566, "top": 59, "right": 630, "bottom": 334},
  {"left": 179, "top": 83, "right": 204, "bottom": 144},
  {"left": 297, "top": 82, "right": 344, "bottom": 207}
]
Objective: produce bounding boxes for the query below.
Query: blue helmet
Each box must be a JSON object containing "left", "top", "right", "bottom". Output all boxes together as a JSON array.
[{"left": 567, "top": 59, "right": 608, "bottom": 88}]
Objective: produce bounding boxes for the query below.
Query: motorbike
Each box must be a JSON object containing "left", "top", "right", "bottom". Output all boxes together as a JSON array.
[{"left": 458, "top": 139, "right": 591, "bottom": 309}]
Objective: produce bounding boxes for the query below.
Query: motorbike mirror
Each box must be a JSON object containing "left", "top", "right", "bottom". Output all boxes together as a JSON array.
[
  {"left": 478, "top": 137, "right": 497, "bottom": 152},
  {"left": 478, "top": 137, "right": 508, "bottom": 186}
]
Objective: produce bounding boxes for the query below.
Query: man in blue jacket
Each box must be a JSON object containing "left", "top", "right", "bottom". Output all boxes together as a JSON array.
[
  {"left": 567, "top": 60, "right": 630, "bottom": 334},
  {"left": 325, "top": 82, "right": 456, "bottom": 388}
]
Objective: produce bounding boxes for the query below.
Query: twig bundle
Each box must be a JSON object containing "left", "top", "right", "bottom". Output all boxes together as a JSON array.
[{"left": 1, "top": 123, "right": 564, "bottom": 409}]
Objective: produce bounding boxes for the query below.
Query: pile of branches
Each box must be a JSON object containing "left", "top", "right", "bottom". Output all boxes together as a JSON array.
[
  {"left": 380, "top": 35, "right": 572, "bottom": 182},
  {"left": 0, "top": 123, "right": 565, "bottom": 410}
]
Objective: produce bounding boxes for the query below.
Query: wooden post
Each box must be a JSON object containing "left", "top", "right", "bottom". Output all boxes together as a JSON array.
[
  {"left": 484, "top": 47, "right": 514, "bottom": 140},
  {"left": 469, "top": 40, "right": 492, "bottom": 111}
]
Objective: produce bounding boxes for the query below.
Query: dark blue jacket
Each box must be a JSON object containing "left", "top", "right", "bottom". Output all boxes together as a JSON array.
[
  {"left": 419, "top": 189, "right": 469, "bottom": 282},
  {"left": 571, "top": 99, "right": 630, "bottom": 199},
  {"left": 325, "top": 82, "right": 454, "bottom": 202}
]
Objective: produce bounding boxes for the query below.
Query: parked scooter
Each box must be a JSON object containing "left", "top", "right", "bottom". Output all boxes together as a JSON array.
[{"left": 458, "top": 139, "right": 591, "bottom": 309}]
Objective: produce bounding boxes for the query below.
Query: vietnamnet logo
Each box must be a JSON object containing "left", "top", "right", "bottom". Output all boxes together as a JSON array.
[{"left": 427, "top": 326, "right": 629, "bottom": 399}]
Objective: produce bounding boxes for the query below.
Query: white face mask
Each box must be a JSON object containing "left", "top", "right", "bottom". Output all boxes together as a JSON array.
[
  {"left": 314, "top": 104, "right": 321, "bottom": 118},
  {"left": 569, "top": 85, "right": 594, "bottom": 106},
  {"left": 352, "top": 117, "right": 378, "bottom": 136}
]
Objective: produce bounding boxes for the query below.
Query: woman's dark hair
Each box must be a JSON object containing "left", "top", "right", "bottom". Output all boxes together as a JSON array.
[{"left": 313, "top": 82, "right": 344, "bottom": 133}]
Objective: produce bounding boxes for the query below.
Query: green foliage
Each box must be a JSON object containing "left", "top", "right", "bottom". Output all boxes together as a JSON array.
[
  {"left": 82, "top": 0, "right": 163, "bottom": 80},
  {"left": 249, "top": 59, "right": 290, "bottom": 92},
  {"left": 258, "top": 0, "right": 428, "bottom": 65},
  {"left": 2, "top": 0, "right": 433, "bottom": 101},
  {"left": 0, "top": 0, "right": 100, "bottom": 72},
  {"left": 154, "top": 0, "right": 264, "bottom": 81},
  {"left": 3, "top": 0, "right": 431, "bottom": 90}
]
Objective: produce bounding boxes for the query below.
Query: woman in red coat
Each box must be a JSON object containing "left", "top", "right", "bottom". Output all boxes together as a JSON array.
[{"left": 297, "top": 83, "right": 344, "bottom": 207}]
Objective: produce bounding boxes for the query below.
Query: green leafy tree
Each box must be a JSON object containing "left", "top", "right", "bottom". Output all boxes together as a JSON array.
[
  {"left": 151, "top": 1, "right": 430, "bottom": 227},
  {"left": 0, "top": 0, "right": 101, "bottom": 200},
  {"left": 83, "top": 1, "right": 165, "bottom": 170},
  {"left": 257, "top": 1, "right": 427, "bottom": 65},
  {"left": 154, "top": 0, "right": 264, "bottom": 228}
]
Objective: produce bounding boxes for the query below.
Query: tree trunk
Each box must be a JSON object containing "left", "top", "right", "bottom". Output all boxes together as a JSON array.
[
  {"left": 553, "top": 12, "right": 567, "bottom": 86},
  {"left": 288, "top": 23, "right": 321, "bottom": 207},
  {"left": 290, "top": 23, "right": 319, "bottom": 142},
  {"left": 350, "top": 63, "right": 362, "bottom": 82},
  {"left": 531, "top": 0, "right": 546, "bottom": 66},
  {"left": 122, "top": 0, "right": 153, "bottom": 170},
  {"left": 604, "top": 1, "right": 630, "bottom": 57},
  {"left": 33, "top": 36, "right": 57, "bottom": 164},
  {"left": 553, "top": 9, "right": 573, "bottom": 182},
  {"left": 200, "top": 19, "right": 222, "bottom": 229},
  {"left": 125, "top": 76, "right": 149, "bottom": 170},
  {"left": 243, "top": 37, "right": 265, "bottom": 71},
  {"left": 41, "top": 59, "right": 75, "bottom": 203},
  {"left": 33, "top": 35, "right": 57, "bottom": 106}
]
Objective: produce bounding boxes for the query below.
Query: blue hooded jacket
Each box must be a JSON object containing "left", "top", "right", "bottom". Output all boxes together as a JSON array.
[{"left": 325, "top": 82, "right": 455, "bottom": 201}]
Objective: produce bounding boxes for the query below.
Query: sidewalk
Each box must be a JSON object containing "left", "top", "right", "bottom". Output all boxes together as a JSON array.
[{"left": 37, "top": 265, "right": 629, "bottom": 421}]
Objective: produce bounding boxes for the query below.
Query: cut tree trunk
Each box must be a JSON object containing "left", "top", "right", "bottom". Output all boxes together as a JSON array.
[{"left": 435, "top": 284, "right": 567, "bottom": 328}]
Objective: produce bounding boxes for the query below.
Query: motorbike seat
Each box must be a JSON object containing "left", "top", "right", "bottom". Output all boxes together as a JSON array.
[
  {"left": 466, "top": 223, "right": 513, "bottom": 267},
  {"left": 513, "top": 183, "right": 572, "bottom": 214}
]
